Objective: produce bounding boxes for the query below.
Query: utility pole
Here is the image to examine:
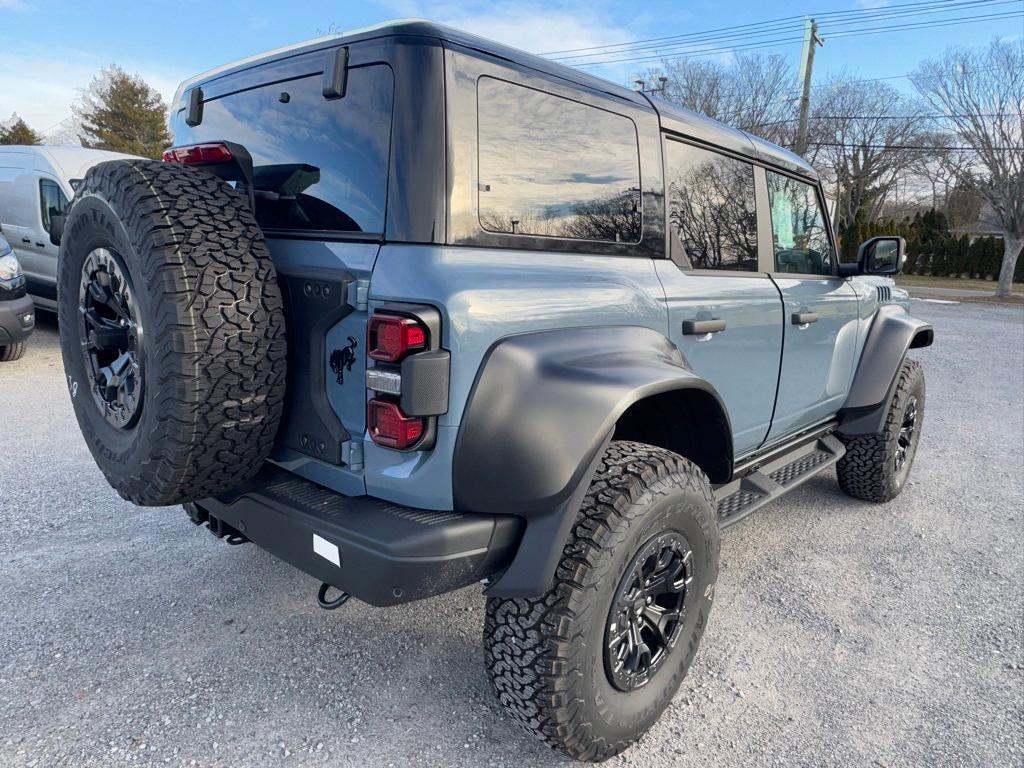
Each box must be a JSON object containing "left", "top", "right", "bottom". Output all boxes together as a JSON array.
[{"left": 794, "top": 17, "right": 823, "bottom": 157}]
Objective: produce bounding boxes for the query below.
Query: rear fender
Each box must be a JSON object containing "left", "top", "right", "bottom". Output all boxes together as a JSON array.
[{"left": 453, "top": 326, "right": 731, "bottom": 597}]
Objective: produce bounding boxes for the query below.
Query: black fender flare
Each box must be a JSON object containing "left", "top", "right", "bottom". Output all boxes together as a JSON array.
[
  {"left": 839, "top": 304, "right": 933, "bottom": 435},
  {"left": 453, "top": 326, "right": 732, "bottom": 597}
]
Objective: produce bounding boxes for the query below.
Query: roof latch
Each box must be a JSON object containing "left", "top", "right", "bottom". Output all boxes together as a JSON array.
[
  {"left": 185, "top": 87, "right": 204, "bottom": 127},
  {"left": 322, "top": 47, "right": 349, "bottom": 100}
]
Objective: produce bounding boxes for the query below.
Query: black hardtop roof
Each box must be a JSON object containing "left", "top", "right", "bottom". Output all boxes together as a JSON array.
[{"left": 174, "top": 18, "right": 816, "bottom": 180}]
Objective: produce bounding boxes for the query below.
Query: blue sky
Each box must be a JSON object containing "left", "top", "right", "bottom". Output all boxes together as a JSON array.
[{"left": 1, "top": 0, "right": 1021, "bottom": 133}]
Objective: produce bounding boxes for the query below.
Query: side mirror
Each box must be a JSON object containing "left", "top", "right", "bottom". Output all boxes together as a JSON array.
[
  {"left": 49, "top": 214, "right": 65, "bottom": 247},
  {"left": 858, "top": 236, "right": 905, "bottom": 276}
]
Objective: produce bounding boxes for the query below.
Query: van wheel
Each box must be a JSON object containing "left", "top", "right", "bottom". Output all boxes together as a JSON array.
[
  {"left": 0, "top": 342, "right": 26, "bottom": 361},
  {"left": 57, "top": 159, "right": 286, "bottom": 506},
  {"left": 484, "top": 441, "right": 719, "bottom": 762},
  {"left": 837, "top": 358, "right": 925, "bottom": 502}
]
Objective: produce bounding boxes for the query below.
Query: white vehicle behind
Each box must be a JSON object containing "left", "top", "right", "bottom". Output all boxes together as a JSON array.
[{"left": 0, "top": 145, "right": 142, "bottom": 310}]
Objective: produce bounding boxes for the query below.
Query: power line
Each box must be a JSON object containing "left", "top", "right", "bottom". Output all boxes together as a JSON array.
[
  {"left": 542, "top": 0, "right": 999, "bottom": 57},
  {"left": 555, "top": 0, "right": 1010, "bottom": 63},
  {"left": 557, "top": 4, "right": 1021, "bottom": 67},
  {"left": 753, "top": 113, "right": 1007, "bottom": 127},
  {"left": 808, "top": 142, "right": 1017, "bottom": 150}
]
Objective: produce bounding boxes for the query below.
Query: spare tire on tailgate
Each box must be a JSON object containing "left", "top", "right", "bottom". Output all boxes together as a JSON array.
[{"left": 58, "top": 159, "right": 287, "bottom": 506}]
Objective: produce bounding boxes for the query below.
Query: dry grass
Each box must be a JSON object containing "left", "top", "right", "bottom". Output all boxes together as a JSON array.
[{"left": 896, "top": 274, "right": 1022, "bottom": 293}]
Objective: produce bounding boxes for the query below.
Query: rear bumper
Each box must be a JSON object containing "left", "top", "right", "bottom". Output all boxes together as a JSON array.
[
  {"left": 0, "top": 294, "right": 35, "bottom": 346},
  {"left": 188, "top": 465, "right": 523, "bottom": 606}
]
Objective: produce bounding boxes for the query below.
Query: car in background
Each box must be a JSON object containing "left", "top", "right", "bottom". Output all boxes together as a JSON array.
[
  {"left": 0, "top": 145, "right": 141, "bottom": 311},
  {"left": 0, "top": 232, "right": 34, "bottom": 361}
]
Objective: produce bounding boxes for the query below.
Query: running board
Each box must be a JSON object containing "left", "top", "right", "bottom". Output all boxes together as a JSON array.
[{"left": 715, "top": 433, "right": 846, "bottom": 528}]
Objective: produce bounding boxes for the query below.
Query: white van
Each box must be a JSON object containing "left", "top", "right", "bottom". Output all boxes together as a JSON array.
[{"left": 0, "top": 145, "right": 141, "bottom": 309}]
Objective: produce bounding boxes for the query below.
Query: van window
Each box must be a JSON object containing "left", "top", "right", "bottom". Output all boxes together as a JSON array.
[
  {"left": 664, "top": 140, "right": 758, "bottom": 271},
  {"left": 766, "top": 171, "right": 834, "bottom": 276},
  {"left": 477, "top": 78, "right": 641, "bottom": 243},
  {"left": 39, "top": 179, "right": 69, "bottom": 234},
  {"left": 171, "top": 64, "right": 394, "bottom": 236}
]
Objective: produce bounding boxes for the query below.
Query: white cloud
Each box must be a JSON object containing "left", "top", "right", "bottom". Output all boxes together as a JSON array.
[
  {"left": 0, "top": 0, "right": 33, "bottom": 10},
  {"left": 0, "top": 44, "right": 187, "bottom": 137},
  {"left": 376, "top": 0, "right": 638, "bottom": 56}
]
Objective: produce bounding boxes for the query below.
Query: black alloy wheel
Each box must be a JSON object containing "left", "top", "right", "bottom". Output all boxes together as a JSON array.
[
  {"left": 605, "top": 531, "right": 693, "bottom": 692},
  {"left": 895, "top": 395, "right": 918, "bottom": 472},
  {"left": 78, "top": 247, "right": 145, "bottom": 429}
]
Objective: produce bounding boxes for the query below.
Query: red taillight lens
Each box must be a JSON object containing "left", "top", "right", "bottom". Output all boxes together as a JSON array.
[
  {"left": 162, "top": 142, "right": 233, "bottom": 165},
  {"left": 367, "top": 398, "right": 424, "bottom": 450},
  {"left": 368, "top": 314, "right": 427, "bottom": 363}
]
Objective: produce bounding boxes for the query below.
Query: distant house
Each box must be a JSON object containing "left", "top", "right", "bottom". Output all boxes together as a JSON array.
[{"left": 952, "top": 203, "right": 1003, "bottom": 243}]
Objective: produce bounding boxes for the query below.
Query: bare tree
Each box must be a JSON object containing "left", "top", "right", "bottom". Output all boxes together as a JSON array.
[
  {"left": 638, "top": 53, "right": 797, "bottom": 145},
  {"left": 805, "top": 76, "right": 928, "bottom": 252},
  {"left": 911, "top": 39, "right": 1024, "bottom": 297}
]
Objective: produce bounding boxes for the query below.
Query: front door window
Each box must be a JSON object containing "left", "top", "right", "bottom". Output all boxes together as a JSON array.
[{"left": 766, "top": 172, "right": 834, "bottom": 276}]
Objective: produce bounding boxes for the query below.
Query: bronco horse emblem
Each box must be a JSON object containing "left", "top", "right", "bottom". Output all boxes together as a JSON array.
[{"left": 329, "top": 336, "right": 359, "bottom": 385}]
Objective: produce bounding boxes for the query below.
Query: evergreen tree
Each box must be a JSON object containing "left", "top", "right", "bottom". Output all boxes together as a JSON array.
[
  {"left": 75, "top": 65, "right": 170, "bottom": 159},
  {"left": 0, "top": 114, "right": 42, "bottom": 145}
]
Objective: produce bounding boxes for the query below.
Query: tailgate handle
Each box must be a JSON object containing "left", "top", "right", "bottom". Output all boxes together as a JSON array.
[{"left": 682, "top": 318, "right": 726, "bottom": 335}]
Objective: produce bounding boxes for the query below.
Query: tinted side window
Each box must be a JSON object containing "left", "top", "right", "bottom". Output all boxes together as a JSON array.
[
  {"left": 39, "top": 179, "right": 68, "bottom": 234},
  {"left": 171, "top": 64, "right": 393, "bottom": 235},
  {"left": 766, "top": 172, "right": 835, "bottom": 275},
  {"left": 664, "top": 140, "right": 758, "bottom": 271},
  {"left": 477, "top": 78, "right": 641, "bottom": 243}
]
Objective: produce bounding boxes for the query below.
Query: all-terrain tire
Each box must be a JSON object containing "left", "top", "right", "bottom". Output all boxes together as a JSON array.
[
  {"left": 484, "top": 441, "right": 720, "bottom": 762},
  {"left": 58, "top": 159, "right": 286, "bottom": 506},
  {"left": 837, "top": 358, "right": 925, "bottom": 502},
  {"left": 0, "top": 342, "right": 26, "bottom": 361}
]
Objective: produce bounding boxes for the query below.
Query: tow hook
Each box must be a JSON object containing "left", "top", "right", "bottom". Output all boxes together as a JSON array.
[{"left": 317, "top": 583, "right": 351, "bottom": 610}]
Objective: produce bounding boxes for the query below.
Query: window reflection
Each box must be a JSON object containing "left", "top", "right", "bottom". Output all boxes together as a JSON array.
[
  {"left": 171, "top": 64, "right": 393, "bottom": 235},
  {"left": 767, "top": 172, "right": 834, "bottom": 275},
  {"left": 477, "top": 78, "right": 641, "bottom": 243},
  {"left": 664, "top": 141, "right": 758, "bottom": 271}
]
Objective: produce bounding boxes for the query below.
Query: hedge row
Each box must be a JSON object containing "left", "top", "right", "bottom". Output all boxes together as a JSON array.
[{"left": 840, "top": 209, "right": 1021, "bottom": 282}]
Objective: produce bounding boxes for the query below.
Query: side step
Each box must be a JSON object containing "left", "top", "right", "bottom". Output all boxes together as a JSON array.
[{"left": 715, "top": 433, "right": 846, "bottom": 528}]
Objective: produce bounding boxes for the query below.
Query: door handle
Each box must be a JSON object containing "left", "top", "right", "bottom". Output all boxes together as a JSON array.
[
  {"left": 35, "top": 241, "right": 45, "bottom": 248},
  {"left": 791, "top": 312, "right": 819, "bottom": 325},
  {"left": 682, "top": 318, "right": 726, "bottom": 335},
  {"left": 21, "top": 237, "right": 30, "bottom": 244}
]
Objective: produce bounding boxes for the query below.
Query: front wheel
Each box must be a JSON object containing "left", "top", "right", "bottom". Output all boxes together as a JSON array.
[
  {"left": 837, "top": 358, "right": 925, "bottom": 502},
  {"left": 0, "top": 342, "right": 26, "bottom": 362},
  {"left": 484, "top": 441, "right": 720, "bottom": 762}
]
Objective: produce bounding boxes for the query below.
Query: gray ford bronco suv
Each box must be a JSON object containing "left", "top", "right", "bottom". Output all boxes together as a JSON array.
[{"left": 54, "top": 21, "right": 933, "bottom": 762}]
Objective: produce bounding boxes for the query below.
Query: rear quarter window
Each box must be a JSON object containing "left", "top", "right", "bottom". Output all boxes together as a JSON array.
[
  {"left": 476, "top": 77, "right": 642, "bottom": 244},
  {"left": 171, "top": 64, "right": 394, "bottom": 236}
]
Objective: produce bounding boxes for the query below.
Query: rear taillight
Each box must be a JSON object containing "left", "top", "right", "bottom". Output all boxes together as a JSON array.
[
  {"left": 368, "top": 313, "right": 427, "bottom": 363},
  {"left": 162, "top": 142, "right": 233, "bottom": 165},
  {"left": 367, "top": 398, "right": 424, "bottom": 450}
]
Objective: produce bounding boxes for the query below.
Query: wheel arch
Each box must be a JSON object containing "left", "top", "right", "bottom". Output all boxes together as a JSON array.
[
  {"left": 453, "top": 325, "right": 733, "bottom": 598},
  {"left": 839, "top": 304, "right": 932, "bottom": 436}
]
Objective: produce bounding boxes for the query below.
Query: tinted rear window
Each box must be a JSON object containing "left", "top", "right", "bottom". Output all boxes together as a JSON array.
[
  {"left": 172, "top": 64, "right": 393, "bottom": 235},
  {"left": 664, "top": 140, "right": 758, "bottom": 271},
  {"left": 476, "top": 78, "right": 641, "bottom": 243}
]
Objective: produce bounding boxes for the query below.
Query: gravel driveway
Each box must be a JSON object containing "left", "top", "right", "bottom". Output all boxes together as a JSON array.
[{"left": 2, "top": 301, "right": 1021, "bottom": 768}]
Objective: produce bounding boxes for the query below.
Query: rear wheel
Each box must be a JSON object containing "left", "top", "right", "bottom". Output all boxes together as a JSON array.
[
  {"left": 484, "top": 441, "right": 719, "bottom": 761},
  {"left": 58, "top": 159, "right": 287, "bottom": 506},
  {"left": 0, "top": 342, "right": 26, "bottom": 361},
  {"left": 837, "top": 358, "right": 925, "bottom": 502}
]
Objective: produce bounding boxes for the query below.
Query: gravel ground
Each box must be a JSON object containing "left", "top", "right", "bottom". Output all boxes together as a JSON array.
[{"left": 1, "top": 302, "right": 1021, "bottom": 768}]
